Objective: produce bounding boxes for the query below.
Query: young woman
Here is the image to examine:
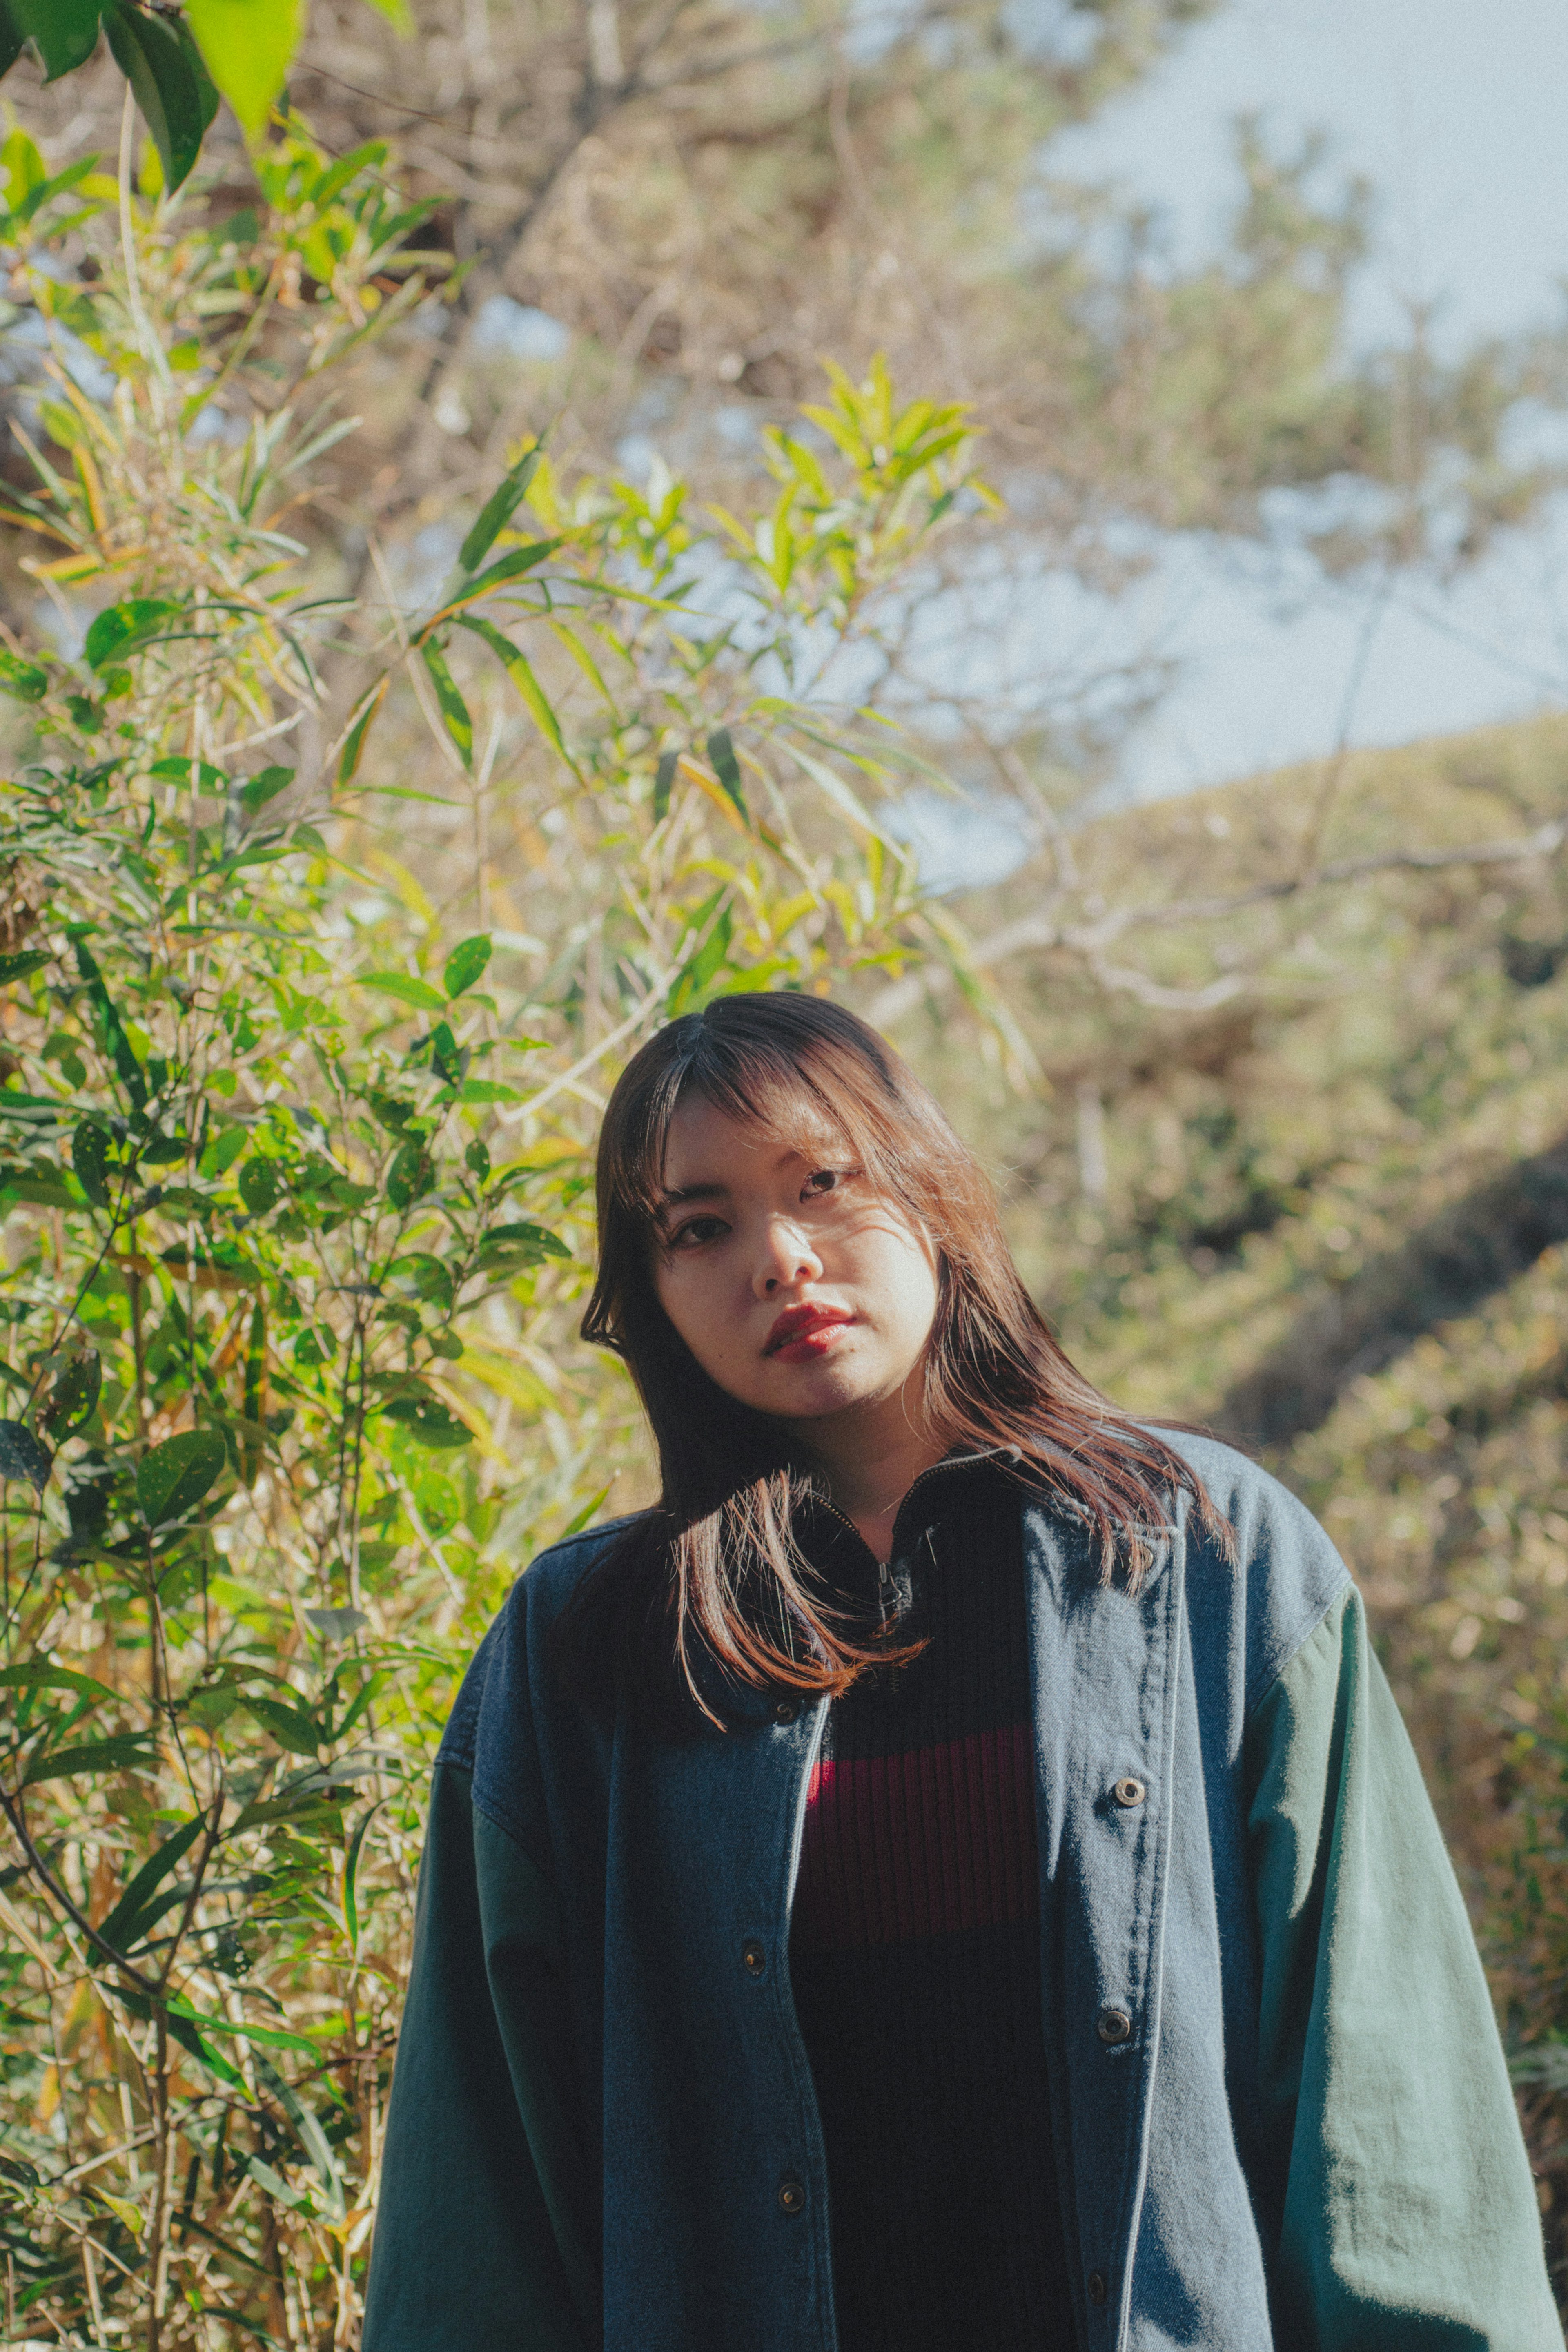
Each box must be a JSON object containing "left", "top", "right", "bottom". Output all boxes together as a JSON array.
[{"left": 363, "top": 994, "right": 1559, "bottom": 2352}]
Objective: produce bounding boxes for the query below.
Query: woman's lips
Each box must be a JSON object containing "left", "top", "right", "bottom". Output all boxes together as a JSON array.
[{"left": 764, "top": 1305, "right": 854, "bottom": 1361}]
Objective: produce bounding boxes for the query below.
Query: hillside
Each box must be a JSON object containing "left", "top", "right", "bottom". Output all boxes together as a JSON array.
[{"left": 891, "top": 709, "right": 1568, "bottom": 2259}]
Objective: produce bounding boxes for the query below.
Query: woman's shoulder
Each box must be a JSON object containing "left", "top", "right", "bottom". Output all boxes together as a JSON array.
[
  {"left": 437, "top": 1510, "right": 652, "bottom": 1772},
  {"left": 1142, "top": 1426, "right": 1354, "bottom": 1716}
]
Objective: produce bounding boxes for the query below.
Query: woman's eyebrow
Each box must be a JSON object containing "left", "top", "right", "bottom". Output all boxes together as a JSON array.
[{"left": 656, "top": 1179, "right": 728, "bottom": 1212}]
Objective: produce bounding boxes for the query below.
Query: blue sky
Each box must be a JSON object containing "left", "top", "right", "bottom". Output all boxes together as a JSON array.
[{"left": 1047, "top": 0, "right": 1568, "bottom": 802}]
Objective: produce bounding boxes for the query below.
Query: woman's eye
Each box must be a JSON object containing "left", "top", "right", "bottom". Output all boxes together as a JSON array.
[
  {"left": 671, "top": 1214, "right": 726, "bottom": 1249},
  {"left": 803, "top": 1166, "right": 855, "bottom": 1199}
]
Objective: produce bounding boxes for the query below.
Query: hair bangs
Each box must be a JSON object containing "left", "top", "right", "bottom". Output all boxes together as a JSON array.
[{"left": 606, "top": 999, "right": 918, "bottom": 1235}]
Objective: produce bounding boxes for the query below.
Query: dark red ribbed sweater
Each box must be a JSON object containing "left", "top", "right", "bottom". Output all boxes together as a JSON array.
[{"left": 788, "top": 1465, "right": 1073, "bottom": 2352}]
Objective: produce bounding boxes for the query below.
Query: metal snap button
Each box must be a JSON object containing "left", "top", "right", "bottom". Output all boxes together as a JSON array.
[
  {"left": 778, "top": 2177, "right": 806, "bottom": 2215},
  {"left": 1087, "top": 2269, "right": 1107, "bottom": 2305},
  {"left": 1096, "top": 2007, "right": 1133, "bottom": 2044},
  {"left": 742, "top": 1939, "right": 766, "bottom": 1978},
  {"left": 1112, "top": 1776, "right": 1146, "bottom": 1808},
  {"left": 773, "top": 1699, "right": 798, "bottom": 1725}
]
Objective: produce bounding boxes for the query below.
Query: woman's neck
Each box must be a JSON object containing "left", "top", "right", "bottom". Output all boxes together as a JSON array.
[{"left": 798, "top": 1393, "right": 947, "bottom": 1563}]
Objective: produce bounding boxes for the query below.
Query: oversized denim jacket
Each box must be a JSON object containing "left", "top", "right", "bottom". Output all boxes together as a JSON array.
[{"left": 363, "top": 1434, "right": 1561, "bottom": 2352}]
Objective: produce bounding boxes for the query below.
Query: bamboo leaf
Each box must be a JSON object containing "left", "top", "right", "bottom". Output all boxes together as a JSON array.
[
  {"left": 420, "top": 640, "right": 472, "bottom": 768},
  {"left": 361, "top": 971, "right": 446, "bottom": 1013},
  {"left": 96, "top": 1814, "right": 206, "bottom": 1955},
  {"left": 168, "top": 1999, "right": 316, "bottom": 2054},
  {"left": 458, "top": 449, "right": 540, "bottom": 573},
  {"left": 456, "top": 614, "right": 568, "bottom": 761},
  {"left": 22, "top": 1733, "right": 156, "bottom": 1786},
  {"left": 433, "top": 536, "right": 561, "bottom": 610},
  {"left": 337, "top": 675, "right": 389, "bottom": 785}
]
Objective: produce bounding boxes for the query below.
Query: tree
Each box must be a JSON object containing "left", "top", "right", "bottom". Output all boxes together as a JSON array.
[{"left": 0, "top": 119, "right": 993, "bottom": 2345}]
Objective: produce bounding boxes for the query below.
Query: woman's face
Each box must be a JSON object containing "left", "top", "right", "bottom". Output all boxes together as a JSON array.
[{"left": 650, "top": 1092, "right": 940, "bottom": 1435}]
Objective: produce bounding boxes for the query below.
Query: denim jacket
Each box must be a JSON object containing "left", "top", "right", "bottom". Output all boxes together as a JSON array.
[{"left": 363, "top": 1434, "right": 1561, "bottom": 2352}]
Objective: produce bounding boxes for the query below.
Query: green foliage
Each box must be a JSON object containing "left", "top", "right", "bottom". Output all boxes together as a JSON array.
[
  {"left": 0, "top": 119, "right": 997, "bottom": 2348},
  {"left": 902, "top": 710, "right": 1568, "bottom": 2292},
  {"left": 0, "top": 0, "right": 389, "bottom": 185}
]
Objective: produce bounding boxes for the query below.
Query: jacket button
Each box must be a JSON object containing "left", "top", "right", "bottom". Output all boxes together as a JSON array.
[
  {"left": 773, "top": 1699, "right": 798, "bottom": 1725},
  {"left": 1096, "top": 2007, "right": 1132, "bottom": 2044},
  {"left": 1112, "top": 1776, "right": 1146, "bottom": 1808},
  {"left": 742, "top": 1940, "right": 766, "bottom": 1977},
  {"left": 1087, "top": 2269, "right": 1107, "bottom": 2305},
  {"left": 778, "top": 2177, "right": 806, "bottom": 2215}
]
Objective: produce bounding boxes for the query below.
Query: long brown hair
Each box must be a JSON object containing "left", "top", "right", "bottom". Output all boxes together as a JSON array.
[{"left": 556, "top": 992, "right": 1225, "bottom": 1726}]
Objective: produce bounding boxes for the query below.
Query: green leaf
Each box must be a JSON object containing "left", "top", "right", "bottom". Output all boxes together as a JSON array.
[
  {"left": 74, "top": 940, "right": 145, "bottom": 1111},
  {"left": 244, "top": 1695, "right": 320, "bottom": 1756},
  {"left": 185, "top": 0, "right": 302, "bottom": 140},
  {"left": 256, "top": 2053, "right": 346, "bottom": 2219},
  {"left": 308, "top": 138, "right": 387, "bottom": 209},
  {"left": 0, "top": 947, "right": 48, "bottom": 982},
  {"left": 161, "top": 2009, "right": 246, "bottom": 2090},
  {"left": 22, "top": 1732, "right": 155, "bottom": 1786},
  {"left": 362, "top": 971, "right": 446, "bottom": 1014},
  {"left": 83, "top": 595, "right": 180, "bottom": 672},
  {"left": 436, "top": 537, "right": 561, "bottom": 612},
  {"left": 383, "top": 1396, "right": 472, "bottom": 1447},
  {"left": 0, "top": 1662, "right": 118, "bottom": 1705},
  {"left": 386, "top": 1139, "right": 435, "bottom": 1209},
  {"left": 229, "top": 1788, "right": 339, "bottom": 1833},
  {"left": 102, "top": 0, "right": 218, "bottom": 192},
  {"left": 343, "top": 1798, "right": 383, "bottom": 1950},
  {"left": 136, "top": 1428, "right": 227, "bottom": 1527},
  {"left": 456, "top": 615, "right": 568, "bottom": 760},
  {"left": 96, "top": 1814, "right": 205, "bottom": 1955},
  {"left": 71, "top": 1119, "right": 108, "bottom": 1206},
  {"left": 149, "top": 754, "right": 225, "bottom": 790},
  {"left": 0, "top": 1419, "right": 51, "bottom": 1491},
  {"left": 480, "top": 1218, "right": 570, "bottom": 1263},
  {"left": 10, "top": 0, "right": 100, "bottom": 82},
  {"left": 241, "top": 763, "right": 294, "bottom": 814},
  {"left": 457, "top": 1079, "right": 522, "bottom": 1104},
  {"left": 561, "top": 1481, "right": 613, "bottom": 1537},
  {"left": 36, "top": 1349, "right": 100, "bottom": 1438},
  {"left": 336, "top": 674, "right": 388, "bottom": 785},
  {"left": 458, "top": 450, "right": 541, "bottom": 573},
  {"left": 168, "top": 1999, "right": 316, "bottom": 2055},
  {"left": 653, "top": 749, "right": 678, "bottom": 823},
  {"left": 420, "top": 640, "right": 472, "bottom": 767},
  {"left": 0, "top": 650, "right": 47, "bottom": 700},
  {"left": 237, "top": 1156, "right": 281, "bottom": 1214},
  {"left": 388, "top": 1252, "right": 452, "bottom": 1307},
  {"left": 0, "top": 13, "right": 29, "bottom": 79},
  {"left": 443, "top": 934, "right": 491, "bottom": 998},
  {"left": 304, "top": 1604, "right": 367, "bottom": 1642},
  {"left": 706, "top": 727, "right": 748, "bottom": 821},
  {"left": 198, "top": 1122, "right": 248, "bottom": 1179}
]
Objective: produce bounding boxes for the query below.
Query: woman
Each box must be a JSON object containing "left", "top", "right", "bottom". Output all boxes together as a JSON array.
[{"left": 363, "top": 994, "right": 1559, "bottom": 2352}]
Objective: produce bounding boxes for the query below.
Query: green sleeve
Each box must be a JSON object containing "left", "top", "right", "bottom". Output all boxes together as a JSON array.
[
  {"left": 1245, "top": 1585, "right": 1562, "bottom": 2352},
  {"left": 362, "top": 1761, "right": 596, "bottom": 2352}
]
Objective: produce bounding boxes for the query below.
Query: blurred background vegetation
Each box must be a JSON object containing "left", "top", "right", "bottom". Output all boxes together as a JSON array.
[{"left": 2, "top": 0, "right": 1568, "bottom": 2340}]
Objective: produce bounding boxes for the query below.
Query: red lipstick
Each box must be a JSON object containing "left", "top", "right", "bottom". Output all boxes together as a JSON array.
[{"left": 764, "top": 1303, "right": 854, "bottom": 1361}]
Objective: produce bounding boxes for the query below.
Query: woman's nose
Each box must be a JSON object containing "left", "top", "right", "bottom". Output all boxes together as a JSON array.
[{"left": 753, "top": 1217, "right": 823, "bottom": 1296}]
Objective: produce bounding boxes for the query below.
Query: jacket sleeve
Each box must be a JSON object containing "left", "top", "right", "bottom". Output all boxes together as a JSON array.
[
  {"left": 1245, "top": 1583, "right": 1563, "bottom": 2352},
  {"left": 362, "top": 1757, "right": 596, "bottom": 2352}
]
